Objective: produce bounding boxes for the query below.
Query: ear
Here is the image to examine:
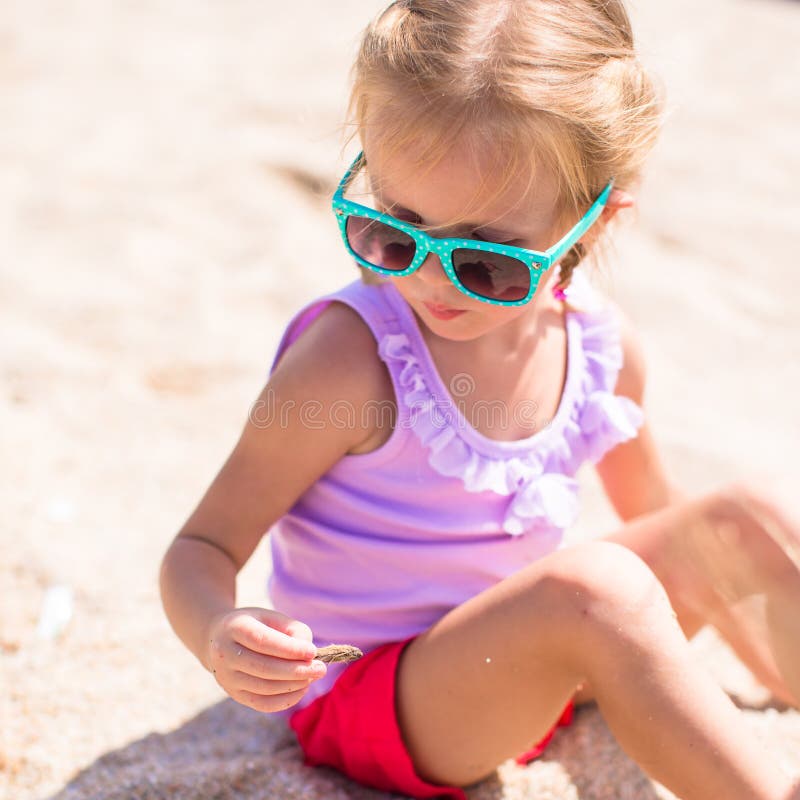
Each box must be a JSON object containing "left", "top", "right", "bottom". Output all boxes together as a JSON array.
[
  {"left": 602, "top": 187, "right": 636, "bottom": 221},
  {"left": 580, "top": 188, "right": 636, "bottom": 247}
]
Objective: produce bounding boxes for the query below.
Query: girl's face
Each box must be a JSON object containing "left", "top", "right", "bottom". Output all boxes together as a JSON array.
[{"left": 362, "top": 128, "right": 566, "bottom": 343}]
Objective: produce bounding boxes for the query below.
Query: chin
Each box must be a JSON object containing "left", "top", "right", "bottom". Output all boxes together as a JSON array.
[
  {"left": 426, "top": 323, "right": 486, "bottom": 342},
  {"left": 415, "top": 306, "right": 494, "bottom": 341}
]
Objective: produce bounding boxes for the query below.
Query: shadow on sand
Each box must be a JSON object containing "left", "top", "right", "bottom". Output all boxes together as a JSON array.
[{"left": 45, "top": 699, "right": 671, "bottom": 800}]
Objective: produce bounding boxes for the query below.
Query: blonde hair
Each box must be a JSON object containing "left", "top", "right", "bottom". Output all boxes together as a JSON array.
[{"left": 340, "top": 0, "right": 667, "bottom": 295}]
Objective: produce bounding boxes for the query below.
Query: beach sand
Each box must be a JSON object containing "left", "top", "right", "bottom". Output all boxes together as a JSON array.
[{"left": 1, "top": 0, "right": 799, "bottom": 797}]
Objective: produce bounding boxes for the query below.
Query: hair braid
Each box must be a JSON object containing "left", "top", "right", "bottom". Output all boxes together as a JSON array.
[{"left": 555, "top": 242, "right": 585, "bottom": 292}]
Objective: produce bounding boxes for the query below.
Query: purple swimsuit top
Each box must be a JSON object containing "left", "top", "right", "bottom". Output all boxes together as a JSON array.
[{"left": 265, "top": 271, "right": 644, "bottom": 714}]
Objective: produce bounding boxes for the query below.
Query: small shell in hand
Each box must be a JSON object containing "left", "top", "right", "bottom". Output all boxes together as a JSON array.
[{"left": 315, "top": 644, "right": 364, "bottom": 663}]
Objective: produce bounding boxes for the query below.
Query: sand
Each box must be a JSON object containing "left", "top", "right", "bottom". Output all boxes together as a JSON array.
[{"left": 1, "top": 0, "right": 799, "bottom": 798}]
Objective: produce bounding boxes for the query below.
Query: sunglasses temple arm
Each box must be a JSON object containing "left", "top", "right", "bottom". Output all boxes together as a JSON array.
[{"left": 544, "top": 181, "right": 614, "bottom": 267}]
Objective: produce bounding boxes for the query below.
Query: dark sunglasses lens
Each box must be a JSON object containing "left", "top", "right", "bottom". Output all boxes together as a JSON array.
[
  {"left": 345, "top": 216, "right": 416, "bottom": 272},
  {"left": 452, "top": 249, "right": 532, "bottom": 302}
]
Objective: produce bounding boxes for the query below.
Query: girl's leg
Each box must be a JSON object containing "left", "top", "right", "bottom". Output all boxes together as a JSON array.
[
  {"left": 396, "top": 540, "right": 799, "bottom": 800},
  {"left": 593, "top": 483, "right": 800, "bottom": 707}
]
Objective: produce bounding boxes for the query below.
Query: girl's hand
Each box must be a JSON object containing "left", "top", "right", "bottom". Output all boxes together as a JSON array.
[{"left": 206, "top": 607, "right": 327, "bottom": 713}]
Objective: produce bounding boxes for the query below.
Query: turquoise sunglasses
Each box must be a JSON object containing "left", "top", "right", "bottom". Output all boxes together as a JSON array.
[{"left": 332, "top": 151, "right": 614, "bottom": 307}]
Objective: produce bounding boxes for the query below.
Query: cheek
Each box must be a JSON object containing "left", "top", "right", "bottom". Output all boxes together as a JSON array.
[
  {"left": 532, "top": 265, "right": 559, "bottom": 295},
  {"left": 388, "top": 277, "right": 414, "bottom": 302},
  {"left": 462, "top": 305, "right": 529, "bottom": 336}
]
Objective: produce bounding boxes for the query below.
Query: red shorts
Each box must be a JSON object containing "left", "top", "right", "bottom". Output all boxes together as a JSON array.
[{"left": 289, "top": 637, "right": 575, "bottom": 799}]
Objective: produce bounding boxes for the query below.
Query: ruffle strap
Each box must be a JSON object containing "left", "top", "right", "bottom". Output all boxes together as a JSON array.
[
  {"left": 557, "top": 302, "right": 644, "bottom": 472},
  {"left": 578, "top": 391, "right": 645, "bottom": 464}
]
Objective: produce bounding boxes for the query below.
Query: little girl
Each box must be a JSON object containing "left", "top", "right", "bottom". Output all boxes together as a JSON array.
[{"left": 160, "top": 2, "right": 800, "bottom": 798}]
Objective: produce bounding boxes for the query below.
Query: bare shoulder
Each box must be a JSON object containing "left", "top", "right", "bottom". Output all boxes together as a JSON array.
[
  {"left": 590, "top": 297, "right": 676, "bottom": 519},
  {"left": 271, "top": 299, "right": 395, "bottom": 422},
  {"left": 168, "top": 299, "right": 395, "bottom": 573}
]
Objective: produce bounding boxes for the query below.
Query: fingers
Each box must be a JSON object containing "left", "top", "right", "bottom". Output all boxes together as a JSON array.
[
  {"left": 234, "top": 611, "right": 317, "bottom": 661},
  {"left": 235, "top": 685, "right": 311, "bottom": 714},
  {"left": 285, "top": 618, "right": 314, "bottom": 644},
  {"left": 231, "top": 672, "right": 314, "bottom": 697},
  {"left": 230, "top": 643, "right": 327, "bottom": 681},
  {"left": 254, "top": 607, "right": 315, "bottom": 644},
  {"left": 206, "top": 608, "right": 327, "bottom": 714}
]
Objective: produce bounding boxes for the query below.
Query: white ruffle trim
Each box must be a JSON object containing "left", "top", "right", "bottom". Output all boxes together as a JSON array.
[{"left": 377, "top": 298, "right": 644, "bottom": 536}]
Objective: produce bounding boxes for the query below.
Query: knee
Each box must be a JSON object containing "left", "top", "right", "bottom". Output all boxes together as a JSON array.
[
  {"left": 712, "top": 479, "right": 799, "bottom": 581},
  {"left": 543, "top": 540, "right": 675, "bottom": 643}
]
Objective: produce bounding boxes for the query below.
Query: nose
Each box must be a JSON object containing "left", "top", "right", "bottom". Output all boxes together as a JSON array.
[{"left": 415, "top": 251, "right": 451, "bottom": 287}]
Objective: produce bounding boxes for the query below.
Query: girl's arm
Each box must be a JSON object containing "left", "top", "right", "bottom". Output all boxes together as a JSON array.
[
  {"left": 593, "top": 305, "right": 686, "bottom": 521},
  {"left": 159, "top": 302, "right": 393, "bottom": 670}
]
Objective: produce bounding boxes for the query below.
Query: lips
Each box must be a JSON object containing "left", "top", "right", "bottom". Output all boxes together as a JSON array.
[{"left": 422, "top": 301, "right": 466, "bottom": 320}]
